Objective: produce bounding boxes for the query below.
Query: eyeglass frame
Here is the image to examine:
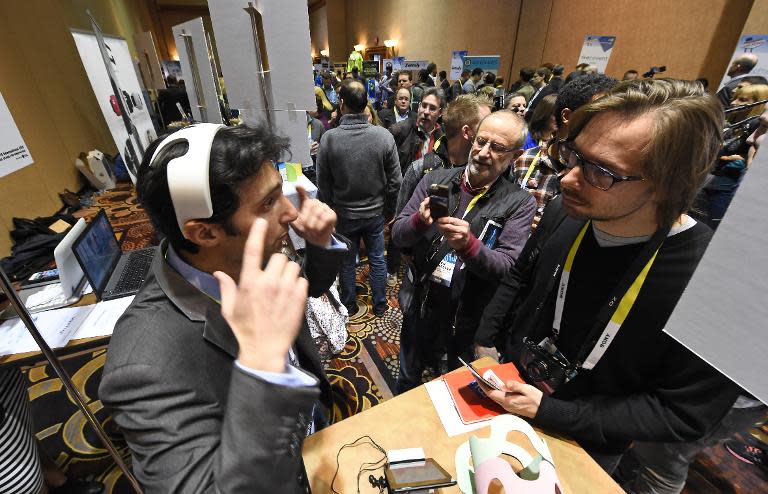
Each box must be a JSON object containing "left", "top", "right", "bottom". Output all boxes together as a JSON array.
[
  {"left": 473, "top": 135, "right": 516, "bottom": 155},
  {"left": 558, "top": 138, "right": 644, "bottom": 191}
]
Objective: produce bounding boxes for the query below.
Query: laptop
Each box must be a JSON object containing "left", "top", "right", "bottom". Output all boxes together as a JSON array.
[
  {"left": 72, "top": 209, "right": 157, "bottom": 300},
  {"left": 1, "top": 219, "right": 90, "bottom": 319}
]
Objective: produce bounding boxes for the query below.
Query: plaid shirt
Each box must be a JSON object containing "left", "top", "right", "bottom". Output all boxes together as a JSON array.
[{"left": 511, "top": 146, "right": 562, "bottom": 229}]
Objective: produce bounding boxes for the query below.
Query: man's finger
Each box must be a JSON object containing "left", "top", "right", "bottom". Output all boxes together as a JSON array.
[
  {"left": 264, "top": 252, "right": 289, "bottom": 277},
  {"left": 240, "top": 218, "right": 268, "bottom": 280},
  {"left": 296, "top": 185, "right": 310, "bottom": 209}
]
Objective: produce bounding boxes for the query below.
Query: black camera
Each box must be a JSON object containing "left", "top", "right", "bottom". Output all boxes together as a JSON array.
[
  {"left": 519, "top": 337, "right": 578, "bottom": 395},
  {"left": 642, "top": 66, "right": 667, "bottom": 78}
]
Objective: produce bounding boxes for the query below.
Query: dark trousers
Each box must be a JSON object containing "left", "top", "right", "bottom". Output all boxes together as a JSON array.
[
  {"left": 386, "top": 243, "right": 401, "bottom": 275},
  {"left": 396, "top": 283, "right": 471, "bottom": 394},
  {"left": 336, "top": 215, "right": 387, "bottom": 312}
]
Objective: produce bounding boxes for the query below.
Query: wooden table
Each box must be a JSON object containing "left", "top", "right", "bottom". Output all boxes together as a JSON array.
[
  {"left": 303, "top": 357, "right": 623, "bottom": 494},
  {"left": 0, "top": 293, "right": 110, "bottom": 368}
]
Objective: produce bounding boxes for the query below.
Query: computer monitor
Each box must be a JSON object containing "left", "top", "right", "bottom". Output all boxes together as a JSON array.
[{"left": 72, "top": 210, "right": 122, "bottom": 295}]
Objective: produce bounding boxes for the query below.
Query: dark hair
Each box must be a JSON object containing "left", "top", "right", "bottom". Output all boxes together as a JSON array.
[
  {"left": 427, "top": 62, "right": 437, "bottom": 74},
  {"left": 351, "top": 66, "right": 359, "bottom": 73},
  {"left": 471, "top": 68, "right": 483, "bottom": 77},
  {"left": 138, "top": 124, "right": 290, "bottom": 254},
  {"left": 339, "top": 79, "right": 367, "bottom": 113},
  {"left": 484, "top": 72, "right": 496, "bottom": 85},
  {"left": 421, "top": 87, "right": 446, "bottom": 109},
  {"left": 528, "top": 93, "right": 557, "bottom": 142},
  {"left": 439, "top": 70, "right": 447, "bottom": 78},
  {"left": 520, "top": 67, "right": 535, "bottom": 82},
  {"left": 461, "top": 69, "right": 470, "bottom": 78},
  {"left": 397, "top": 70, "right": 412, "bottom": 81},
  {"left": 418, "top": 68, "right": 431, "bottom": 84},
  {"left": 552, "top": 64, "right": 564, "bottom": 76},
  {"left": 535, "top": 67, "right": 552, "bottom": 80},
  {"left": 166, "top": 75, "right": 177, "bottom": 86},
  {"left": 555, "top": 73, "right": 618, "bottom": 127}
]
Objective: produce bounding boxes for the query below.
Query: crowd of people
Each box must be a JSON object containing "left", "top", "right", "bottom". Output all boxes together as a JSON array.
[
  {"left": 4, "top": 53, "right": 767, "bottom": 494},
  {"left": 108, "top": 57, "right": 767, "bottom": 493}
]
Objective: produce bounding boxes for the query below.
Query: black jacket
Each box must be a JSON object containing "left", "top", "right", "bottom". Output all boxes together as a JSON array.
[
  {"left": 394, "top": 167, "right": 532, "bottom": 323},
  {"left": 477, "top": 197, "right": 741, "bottom": 455},
  {"left": 390, "top": 118, "right": 444, "bottom": 176},
  {"left": 379, "top": 108, "right": 414, "bottom": 129}
]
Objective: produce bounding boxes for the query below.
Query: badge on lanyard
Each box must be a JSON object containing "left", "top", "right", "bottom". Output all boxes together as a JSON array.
[{"left": 430, "top": 251, "right": 457, "bottom": 287}]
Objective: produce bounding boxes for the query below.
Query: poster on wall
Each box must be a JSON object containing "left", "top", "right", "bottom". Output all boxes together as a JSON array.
[
  {"left": 161, "top": 60, "right": 183, "bottom": 83},
  {"left": 718, "top": 35, "right": 768, "bottom": 89},
  {"left": 450, "top": 50, "right": 468, "bottom": 80},
  {"left": 0, "top": 91, "right": 33, "bottom": 178},
  {"left": 463, "top": 55, "right": 500, "bottom": 74},
  {"left": 71, "top": 28, "right": 157, "bottom": 184},
  {"left": 577, "top": 35, "right": 616, "bottom": 73}
]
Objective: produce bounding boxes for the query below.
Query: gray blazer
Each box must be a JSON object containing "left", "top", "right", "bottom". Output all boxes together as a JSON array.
[{"left": 99, "top": 238, "right": 346, "bottom": 493}]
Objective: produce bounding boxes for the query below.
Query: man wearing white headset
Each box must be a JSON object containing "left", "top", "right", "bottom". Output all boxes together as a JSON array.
[{"left": 99, "top": 123, "right": 348, "bottom": 493}]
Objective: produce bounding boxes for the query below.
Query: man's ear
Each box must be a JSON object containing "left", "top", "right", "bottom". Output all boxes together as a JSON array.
[
  {"left": 181, "top": 220, "right": 226, "bottom": 248},
  {"left": 560, "top": 108, "right": 572, "bottom": 127},
  {"left": 461, "top": 124, "right": 472, "bottom": 141}
]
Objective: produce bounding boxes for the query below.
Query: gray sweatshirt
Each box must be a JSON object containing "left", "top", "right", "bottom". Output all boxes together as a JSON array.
[{"left": 316, "top": 113, "right": 402, "bottom": 219}]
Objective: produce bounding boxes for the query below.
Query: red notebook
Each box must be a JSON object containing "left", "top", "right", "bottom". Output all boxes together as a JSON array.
[{"left": 442, "top": 362, "right": 525, "bottom": 424}]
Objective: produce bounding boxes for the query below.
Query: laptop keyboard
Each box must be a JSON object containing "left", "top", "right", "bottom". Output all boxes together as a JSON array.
[{"left": 109, "top": 249, "right": 154, "bottom": 295}]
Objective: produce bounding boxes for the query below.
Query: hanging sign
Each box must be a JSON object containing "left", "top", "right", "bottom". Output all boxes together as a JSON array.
[
  {"left": 577, "top": 35, "right": 616, "bottom": 73},
  {"left": 463, "top": 56, "right": 500, "bottom": 74},
  {"left": 0, "top": 91, "right": 33, "bottom": 178},
  {"left": 450, "top": 50, "right": 468, "bottom": 79}
]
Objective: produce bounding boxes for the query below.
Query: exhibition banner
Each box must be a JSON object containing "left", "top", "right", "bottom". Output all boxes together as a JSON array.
[
  {"left": 577, "top": 35, "right": 616, "bottom": 73},
  {"left": 450, "top": 50, "right": 468, "bottom": 80},
  {"left": 0, "top": 91, "right": 33, "bottom": 178},
  {"left": 72, "top": 29, "right": 156, "bottom": 183},
  {"left": 402, "top": 60, "right": 429, "bottom": 71},
  {"left": 362, "top": 60, "right": 380, "bottom": 78},
  {"left": 462, "top": 55, "right": 500, "bottom": 74},
  {"left": 383, "top": 57, "right": 405, "bottom": 72},
  {"left": 718, "top": 34, "right": 768, "bottom": 89}
]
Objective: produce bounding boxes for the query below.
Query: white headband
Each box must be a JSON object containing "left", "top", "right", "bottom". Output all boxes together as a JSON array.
[{"left": 150, "top": 123, "right": 225, "bottom": 237}]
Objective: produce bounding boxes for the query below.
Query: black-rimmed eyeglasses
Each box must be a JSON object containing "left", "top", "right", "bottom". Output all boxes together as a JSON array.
[{"left": 558, "top": 139, "right": 644, "bottom": 191}]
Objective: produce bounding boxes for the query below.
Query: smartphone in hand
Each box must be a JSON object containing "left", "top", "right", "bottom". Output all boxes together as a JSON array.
[{"left": 427, "top": 184, "right": 449, "bottom": 219}]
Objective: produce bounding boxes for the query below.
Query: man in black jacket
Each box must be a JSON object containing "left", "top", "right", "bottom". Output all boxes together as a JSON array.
[
  {"left": 392, "top": 111, "right": 536, "bottom": 393},
  {"left": 389, "top": 87, "right": 446, "bottom": 176},
  {"left": 379, "top": 87, "right": 414, "bottom": 129},
  {"left": 475, "top": 79, "right": 741, "bottom": 473}
]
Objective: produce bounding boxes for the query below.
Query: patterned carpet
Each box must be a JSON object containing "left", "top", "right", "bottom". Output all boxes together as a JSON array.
[{"left": 17, "top": 184, "right": 767, "bottom": 493}]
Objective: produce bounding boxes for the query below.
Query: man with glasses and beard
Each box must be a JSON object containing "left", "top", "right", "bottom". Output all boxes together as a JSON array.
[
  {"left": 391, "top": 110, "right": 536, "bottom": 393},
  {"left": 474, "top": 79, "right": 740, "bottom": 474}
]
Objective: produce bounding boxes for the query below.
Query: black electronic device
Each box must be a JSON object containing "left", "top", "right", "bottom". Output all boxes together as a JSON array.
[
  {"left": 72, "top": 209, "right": 157, "bottom": 300},
  {"left": 427, "top": 184, "right": 450, "bottom": 219},
  {"left": 384, "top": 458, "right": 456, "bottom": 493}
]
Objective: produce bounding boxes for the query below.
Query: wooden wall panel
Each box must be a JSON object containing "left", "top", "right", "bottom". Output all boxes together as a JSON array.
[{"left": 342, "top": 0, "right": 522, "bottom": 83}]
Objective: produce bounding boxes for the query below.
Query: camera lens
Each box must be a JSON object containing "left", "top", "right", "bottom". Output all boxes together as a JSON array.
[{"left": 527, "top": 360, "right": 549, "bottom": 381}]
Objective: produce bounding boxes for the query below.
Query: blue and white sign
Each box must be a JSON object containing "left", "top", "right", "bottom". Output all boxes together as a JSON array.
[
  {"left": 718, "top": 34, "right": 768, "bottom": 89},
  {"left": 577, "top": 35, "right": 616, "bottom": 73},
  {"left": 463, "top": 55, "right": 500, "bottom": 75},
  {"left": 383, "top": 57, "right": 406, "bottom": 71},
  {"left": 450, "top": 50, "right": 468, "bottom": 80}
]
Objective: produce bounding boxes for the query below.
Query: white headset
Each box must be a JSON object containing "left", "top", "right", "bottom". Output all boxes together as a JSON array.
[{"left": 149, "top": 123, "right": 225, "bottom": 237}]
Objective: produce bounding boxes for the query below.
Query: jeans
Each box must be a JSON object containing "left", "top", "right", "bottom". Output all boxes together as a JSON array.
[
  {"left": 619, "top": 404, "right": 767, "bottom": 494},
  {"left": 335, "top": 215, "right": 387, "bottom": 312}
]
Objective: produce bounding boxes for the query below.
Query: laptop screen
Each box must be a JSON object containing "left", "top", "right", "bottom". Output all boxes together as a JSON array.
[{"left": 73, "top": 211, "right": 121, "bottom": 293}]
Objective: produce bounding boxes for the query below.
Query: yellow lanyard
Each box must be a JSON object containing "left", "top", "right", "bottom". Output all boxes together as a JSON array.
[
  {"left": 555, "top": 221, "right": 662, "bottom": 370},
  {"left": 521, "top": 150, "right": 542, "bottom": 187}
]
